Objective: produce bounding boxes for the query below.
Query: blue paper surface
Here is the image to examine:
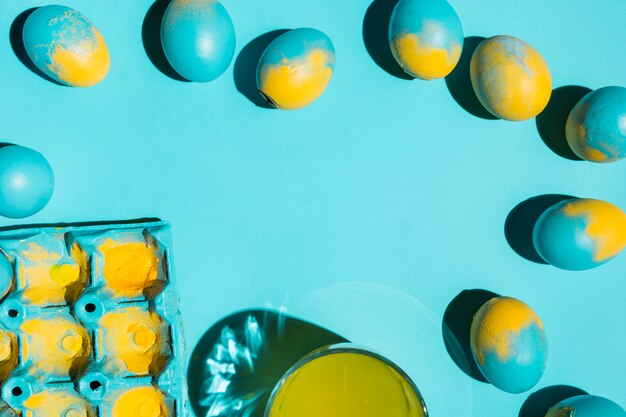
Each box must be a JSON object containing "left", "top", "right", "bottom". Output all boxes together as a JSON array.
[{"left": 0, "top": 1, "right": 624, "bottom": 415}]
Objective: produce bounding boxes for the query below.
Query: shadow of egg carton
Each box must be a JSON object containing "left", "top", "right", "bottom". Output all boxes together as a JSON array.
[{"left": 0, "top": 220, "right": 187, "bottom": 417}]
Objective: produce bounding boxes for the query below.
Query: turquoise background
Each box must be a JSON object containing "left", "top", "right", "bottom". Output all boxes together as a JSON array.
[{"left": 0, "top": 0, "right": 624, "bottom": 415}]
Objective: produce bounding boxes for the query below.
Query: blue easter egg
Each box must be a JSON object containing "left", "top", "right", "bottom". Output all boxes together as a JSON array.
[
  {"left": 161, "top": 0, "right": 236, "bottom": 82},
  {"left": 533, "top": 198, "right": 626, "bottom": 270},
  {"left": 0, "top": 146, "right": 54, "bottom": 219},
  {"left": 0, "top": 253, "right": 13, "bottom": 300},
  {"left": 566, "top": 86, "right": 626, "bottom": 163},
  {"left": 470, "top": 35, "right": 552, "bottom": 121},
  {"left": 22, "top": 5, "right": 110, "bottom": 87},
  {"left": 257, "top": 28, "right": 335, "bottom": 110},
  {"left": 389, "top": 0, "right": 463, "bottom": 80},
  {"left": 470, "top": 296, "right": 547, "bottom": 393},
  {"left": 545, "top": 395, "right": 626, "bottom": 417}
]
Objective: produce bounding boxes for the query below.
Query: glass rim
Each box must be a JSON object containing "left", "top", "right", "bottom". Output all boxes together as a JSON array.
[{"left": 264, "top": 343, "right": 429, "bottom": 417}]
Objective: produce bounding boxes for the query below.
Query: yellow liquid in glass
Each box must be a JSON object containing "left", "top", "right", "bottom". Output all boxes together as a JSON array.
[{"left": 268, "top": 352, "right": 426, "bottom": 417}]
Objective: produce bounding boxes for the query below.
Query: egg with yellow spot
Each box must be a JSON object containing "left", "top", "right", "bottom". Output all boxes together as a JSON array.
[
  {"left": 565, "top": 86, "right": 626, "bottom": 163},
  {"left": 470, "top": 296, "right": 547, "bottom": 393},
  {"left": 256, "top": 28, "right": 335, "bottom": 110},
  {"left": 545, "top": 395, "right": 626, "bottom": 417},
  {"left": 389, "top": 0, "right": 463, "bottom": 80},
  {"left": 533, "top": 198, "right": 626, "bottom": 270},
  {"left": 22, "top": 5, "right": 110, "bottom": 87},
  {"left": 470, "top": 35, "right": 551, "bottom": 120}
]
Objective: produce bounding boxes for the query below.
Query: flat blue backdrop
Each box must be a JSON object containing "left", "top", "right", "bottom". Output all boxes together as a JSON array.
[{"left": 0, "top": 1, "right": 624, "bottom": 415}]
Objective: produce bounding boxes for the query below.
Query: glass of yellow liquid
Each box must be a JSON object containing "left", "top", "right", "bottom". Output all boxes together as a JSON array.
[{"left": 265, "top": 344, "right": 428, "bottom": 417}]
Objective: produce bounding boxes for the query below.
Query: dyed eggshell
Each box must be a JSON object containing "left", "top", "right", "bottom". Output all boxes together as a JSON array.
[
  {"left": 257, "top": 28, "right": 335, "bottom": 110},
  {"left": 545, "top": 395, "right": 626, "bottom": 417},
  {"left": 161, "top": 0, "right": 236, "bottom": 82},
  {"left": 470, "top": 35, "right": 551, "bottom": 121},
  {"left": 533, "top": 198, "right": 626, "bottom": 270},
  {"left": 0, "top": 146, "right": 54, "bottom": 219},
  {"left": 470, "top": 296, "right": 547, "bottom": 393},
  {"left": 565, "top": 86, "right": 626, "bottom": 163},
  {"left": 22, "top": 5, "right": 110, "bottom": 87},
  {"left": 0, "top": 254, "right": 13, "bottom": 301},
  {"left": 389, "top": 0, "right": 463, "bottom": 80}
]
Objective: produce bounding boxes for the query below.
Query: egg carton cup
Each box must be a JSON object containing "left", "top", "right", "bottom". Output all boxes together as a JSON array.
[{"left": 0, "top": 220, "right": 188, "bottom": 417}]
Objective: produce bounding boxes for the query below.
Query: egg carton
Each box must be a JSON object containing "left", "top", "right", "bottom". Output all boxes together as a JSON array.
[{"left": 0, "top": 220, "right": 188, "bottom": 417}]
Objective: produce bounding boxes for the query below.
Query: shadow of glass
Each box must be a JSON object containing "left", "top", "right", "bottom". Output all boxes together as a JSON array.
[
  {"left": 536, "top": 86, "right": 591, "bottom": 160},
  {"left": 233, "top": 30, "right": 289, "bottom": 108},
  {"left": 142, "top": 0, "right": 189, "bottom": 82},
  {"left": 362, "top": 0, "right": 413, "bottom": 80},
  {"left": 442, "top": 288, "right": 499, "bottom": 383},
  {"left": 187, "top": 309, "right": 348, "bottom": 417},
  {"left": 519, "top": 385, "right": 588, "bottom": 417},
  {"left": 445, "top": 36, "right": 498, "bottom": 120},
  {"left": 10, "top": 8, "right": 64, "bottom": 86},
  {"left": 505, "top": 194, "right": 576, "bottom": 264}
]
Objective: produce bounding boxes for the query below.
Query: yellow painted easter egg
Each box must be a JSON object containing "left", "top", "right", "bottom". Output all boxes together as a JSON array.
[
  {"left": 22, "top": 5, "right": 110, "bottom": 87},
  {"left": 389, "top": 0, "right": 464, "bottom": 79},
  {"left": 470, "top": 36, "right": 551, "bottom": 121},
  {"left": 256, "top": 28, "right": 335, "bottom": 110}
]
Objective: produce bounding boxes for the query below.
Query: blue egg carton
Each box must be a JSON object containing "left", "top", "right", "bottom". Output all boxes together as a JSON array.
[{"left": 0, "top": 220, "right": 188, "bottom": 417}]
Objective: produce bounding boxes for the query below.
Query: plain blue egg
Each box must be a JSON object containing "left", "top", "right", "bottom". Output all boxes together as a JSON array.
[
  {"left": 0, "top": 253, "right": 13, "bottom": 300},
  {"left": 0, "top": 146, "right": 54, "bottom": 219},
  {"left": 545, "top": 395, "right": 626, "bottom": 417},
  {"left": 566, "top": 86, "right": 626, "bottom": 163},
  {"left": 161, "top": 0, "right": 236, "bottom": 82}
]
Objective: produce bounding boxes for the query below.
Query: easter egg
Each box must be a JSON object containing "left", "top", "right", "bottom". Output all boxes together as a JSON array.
[
  {"left": 470, "top": 296, "right": 547, "bottom": 393},
  {"left": 161, "top": 0, "right": 236, "bottom": 82},
  {"left": 470, "top": 35, "right": 551, "bottom": 121},
  {"left": 533, "top": 198, "right": 626, "bottom": 270},
  {"left": 257, "top": 28, "right": 335, "bottom": 110},
  {"left": 545, "top": 395, "right": 626, "bottom": 417},
  {"left": 0, "top": 254, "right": 13, "bottom": 300},
  {"left": 388, "top": 0, "right": 463, "bottom": 80},
  {"left": 565, "top": 86, "right": 626, "bottom": 163},
  {"left": 22, "top": 5, "right": 110, "bottom": 87},
  {"left": 0, "top": 146, "right": 54, "bottom": 219}
]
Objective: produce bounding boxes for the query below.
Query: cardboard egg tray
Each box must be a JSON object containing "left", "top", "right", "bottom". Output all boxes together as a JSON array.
[{"left": 0, "top": 220, "right": 187, "bottom": 417}]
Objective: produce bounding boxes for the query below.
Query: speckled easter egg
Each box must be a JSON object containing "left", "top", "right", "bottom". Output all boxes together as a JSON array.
[
  {"left": 22, "top": 5, "right": 110, "bottom": 87},
  {"left": 0, "top": 146, "right": 54, "bottom": 219},
  {"left": 565, "top": 86, "right": 626, "bottom": 163},
  {"left": 470, "top": 296, "right": 547, "bottom": 393},
  {"left": 470, "top": 35, "right": 551, "bottom": 121},
  {"left": 389, "top": 0, "right": 463, "bottom": 80},
  {"left": 533, "top": 198, "right": 626, "bottom": 270},
  {"left": 161, "top": 0, "right": 236, "bottom": 82},
  {"left": 545, "top": 395, "right": 626, "bottom": 417},
  {"left": 256, "top": 28, "right": 335, "bottom": 110}
]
